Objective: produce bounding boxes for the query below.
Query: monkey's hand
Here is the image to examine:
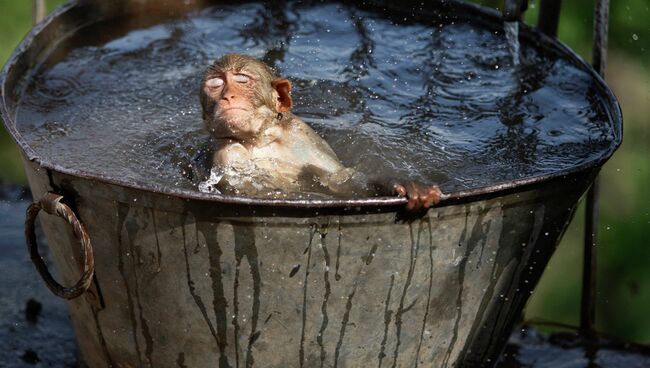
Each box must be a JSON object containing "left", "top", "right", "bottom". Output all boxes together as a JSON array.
[{"left": 393, "top": 183, "right": 442, "bottom": 211}]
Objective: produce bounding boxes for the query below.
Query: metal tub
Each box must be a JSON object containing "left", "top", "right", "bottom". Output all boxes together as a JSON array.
[{"left": 0, "top": 1, "right": 622, "bottom": 367}]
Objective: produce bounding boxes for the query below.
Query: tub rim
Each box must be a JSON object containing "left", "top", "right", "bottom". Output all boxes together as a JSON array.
[{"left": 0, "top": 0, "right": 623, "bottom": 211}]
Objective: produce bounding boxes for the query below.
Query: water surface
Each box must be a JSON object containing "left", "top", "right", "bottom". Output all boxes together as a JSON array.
[{"left": 15, "top": 2, "right": 617, "bottom": 197}]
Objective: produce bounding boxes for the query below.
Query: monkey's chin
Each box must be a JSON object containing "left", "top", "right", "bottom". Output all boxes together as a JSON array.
[
  {"left": 211, "top": 105, "right": 274, "bottom": 139},
  {"left": 212, "top": 115, "right": 258, "bottom": 140}
]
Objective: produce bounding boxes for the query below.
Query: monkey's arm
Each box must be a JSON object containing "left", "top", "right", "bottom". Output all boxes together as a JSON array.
[
  {"left": 287, "top": 121, "right": 371, "bottom": 195},
  {"left": 290, "top": 120, "right": 442, "bottom": 206}
]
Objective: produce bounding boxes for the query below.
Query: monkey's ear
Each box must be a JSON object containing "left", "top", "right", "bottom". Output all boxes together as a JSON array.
[{"left": 272, "top": 79, "right": 292, "bottom": 113}]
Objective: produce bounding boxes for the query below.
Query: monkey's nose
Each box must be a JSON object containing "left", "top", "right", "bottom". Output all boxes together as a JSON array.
[{"left": 221, "top": 94, "right": 236, "bottom": 101}]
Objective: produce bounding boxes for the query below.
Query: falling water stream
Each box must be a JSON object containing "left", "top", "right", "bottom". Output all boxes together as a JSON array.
[{"left": 504, "top": 21, "right": 521, "bottom": 66}]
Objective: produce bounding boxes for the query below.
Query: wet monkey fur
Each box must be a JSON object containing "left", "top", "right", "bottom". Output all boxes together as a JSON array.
[{"left": 199, "top": 54, "right": 441, "bottom": 211}]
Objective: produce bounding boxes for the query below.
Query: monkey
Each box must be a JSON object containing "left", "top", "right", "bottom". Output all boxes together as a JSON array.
[{"left": 199, "top": 54, "right": 441, "bottom": 211}]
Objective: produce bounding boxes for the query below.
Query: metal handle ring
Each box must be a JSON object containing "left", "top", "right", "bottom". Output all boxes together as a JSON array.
[{"left": 25, "top": 192, "right": 95, "bottom": 299}]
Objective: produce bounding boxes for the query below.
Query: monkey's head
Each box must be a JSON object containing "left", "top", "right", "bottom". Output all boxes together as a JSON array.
[{"left": 200, "top": 54, "right": 293, "bottom": 140}]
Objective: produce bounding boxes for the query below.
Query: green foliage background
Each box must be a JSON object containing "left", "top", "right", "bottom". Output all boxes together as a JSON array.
[{"left": 1, "top": 0, "right": 649, "bottom": 343}]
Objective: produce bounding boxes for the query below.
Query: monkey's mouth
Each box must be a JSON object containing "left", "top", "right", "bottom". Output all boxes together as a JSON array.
[{"left": 220, "top": 107, "right": 250, "bottom": 113}]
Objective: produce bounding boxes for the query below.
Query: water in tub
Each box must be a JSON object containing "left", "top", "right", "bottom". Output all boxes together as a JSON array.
[{"left": 15, "top": 3, "right": 616, "bottom": 199}]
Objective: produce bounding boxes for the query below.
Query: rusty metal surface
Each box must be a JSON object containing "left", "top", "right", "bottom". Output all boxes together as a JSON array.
[
  {"left": 6, "top": 186, "right": 650, "bottom": 367},
  {"left": 0, "top": 0, "right": 623, "bottom": 213},
  {"left": 22, "top": 164, "right": 593, "bottom": 367},
  {"left": 25, "top": 192, "right": 95, "bottom": 300}
]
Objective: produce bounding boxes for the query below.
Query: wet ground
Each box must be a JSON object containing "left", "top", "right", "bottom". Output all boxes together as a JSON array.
[
  {"left": 0, "top": 186, "right": 76, "bottom": 367},
  {"left": 1, "top": 185, "right": 649, "bottom": 368}
]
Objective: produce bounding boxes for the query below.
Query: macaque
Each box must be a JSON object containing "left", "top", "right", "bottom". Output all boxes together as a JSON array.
[{"left": 199, "top": 54, "right": 441, "bottom": 211}]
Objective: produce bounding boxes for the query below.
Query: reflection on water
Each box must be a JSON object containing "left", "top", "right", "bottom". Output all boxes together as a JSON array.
[{"left": 16, "top": 2, "right": 616, "bottom": 196}]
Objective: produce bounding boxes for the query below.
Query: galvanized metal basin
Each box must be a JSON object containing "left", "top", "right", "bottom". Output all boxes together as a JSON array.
[{"left": 0, "top": 1, "right": 622, "bottom": 367}]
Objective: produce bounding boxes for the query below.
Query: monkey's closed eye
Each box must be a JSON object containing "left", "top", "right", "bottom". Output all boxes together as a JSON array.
[
  {"left": 233, "top": 74, "right": 250, "bottom": 83},
  {"left": 206, "top": 77, "right": 224, "bottom": 88}
]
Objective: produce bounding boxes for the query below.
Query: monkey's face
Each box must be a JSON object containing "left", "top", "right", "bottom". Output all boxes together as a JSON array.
[
  {"left": 201, "top": 55, "right": 293, "bottom": 141},
  {"left": 202, "top": 70, "right": 273, "bottom": 139}
]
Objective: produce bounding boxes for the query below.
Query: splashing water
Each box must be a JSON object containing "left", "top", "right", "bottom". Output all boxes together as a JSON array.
[{"left": 198, "top": 167, "right": 224, "bottom": 194}]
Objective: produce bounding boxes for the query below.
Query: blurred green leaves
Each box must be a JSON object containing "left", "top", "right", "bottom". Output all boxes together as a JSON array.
[
  {"left": 0, "top": 0, "right": 66, "bottom": 183},
  {"left": 0, "top": 1, "right": 33, "bottom": 184}
]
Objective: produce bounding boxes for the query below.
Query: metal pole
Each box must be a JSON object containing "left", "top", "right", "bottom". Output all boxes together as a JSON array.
[
  {"left": 581, "top": 179, "right": 599, "bottom": 336},
  {"left": 32, "top": 0, "right": 46, "bottom": 26},
  {"left": 537, "top": 0, "right": 562, "bottom": 37},
  {"left": 591, "top": 0, "right": 609, "bottom": 76},
  {"left": 580, "top": 0, "right": 609, "bottom": 337},
  {"left": 503, "top": 0, "right": 529, "bottom": 22}
]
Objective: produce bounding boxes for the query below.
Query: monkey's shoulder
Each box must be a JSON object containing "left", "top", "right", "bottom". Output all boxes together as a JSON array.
[
  {"left": 284, "top": 117, "right": 315, "bottom": 135},
  {"left": 213, "top": 141, "right": 250, "bottom": 166},
  {"left": 284, "top": 118, "right": 337, "bottom": 153}
]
